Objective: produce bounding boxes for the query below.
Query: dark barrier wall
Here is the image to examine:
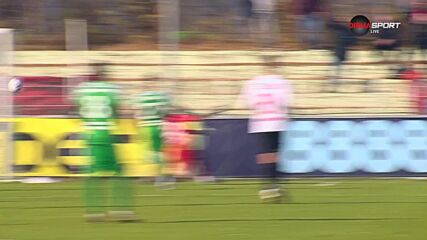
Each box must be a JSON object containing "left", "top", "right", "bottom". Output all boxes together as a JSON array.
[
  {"left": 204, "top": 119, "right": 260, "bottom": 177},
  {"left": 205, "top": 118, "right": 427, "bottom": 177}
]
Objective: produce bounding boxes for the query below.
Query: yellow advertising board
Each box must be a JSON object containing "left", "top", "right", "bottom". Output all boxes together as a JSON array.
[{"left": 2, "top": 118, "right": 159, "bottom": 177}]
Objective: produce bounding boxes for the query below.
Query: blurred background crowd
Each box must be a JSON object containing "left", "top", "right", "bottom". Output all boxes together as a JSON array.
[
  {"left": 2, "top": 0, "right": 427, "bottom": 116},
  {"left": 0, "top": 0, "right": 425, "bottom": 51}
]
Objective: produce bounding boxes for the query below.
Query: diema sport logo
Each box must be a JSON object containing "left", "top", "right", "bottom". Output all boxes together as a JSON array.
[{"left": 348, "top": 15, "right": 401, "bottom": 36}]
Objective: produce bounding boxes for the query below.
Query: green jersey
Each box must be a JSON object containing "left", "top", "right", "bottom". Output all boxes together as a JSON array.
[
  {"left": 73, "top": 81, "right": 121, "bottom": 144},
  {"left": 134, "top": 92, "right": 170, "bottom": 127}
]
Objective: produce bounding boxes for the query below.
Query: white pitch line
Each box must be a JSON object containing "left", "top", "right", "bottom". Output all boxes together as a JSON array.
[
  {"left": 0, "top": 180, "right": 22, "bottom": 183},
  {"left": 137, "top": 193, "right": 257, "bottom": 197},
  {"left": 404, "top": 177, "right": 427, "bottom": 180},
  {"left": 312, "top": 182, "right": 339, "bottom": 187}
]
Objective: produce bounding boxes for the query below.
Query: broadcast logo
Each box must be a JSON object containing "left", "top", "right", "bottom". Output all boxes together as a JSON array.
[{"left": 349, "top": 15, "right": 401, "bottom": 36}]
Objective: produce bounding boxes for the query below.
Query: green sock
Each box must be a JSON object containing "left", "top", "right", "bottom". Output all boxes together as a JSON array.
[
  {"left": 111, "top": 176, "right": 134, "bottom": 212},
  {"left": 84, "top": 176, "right": 107, "bottom": 214}
]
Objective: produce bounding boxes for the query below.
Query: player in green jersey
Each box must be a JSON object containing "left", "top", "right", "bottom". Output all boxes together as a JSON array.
[
  {"left": 133, "top": 91, "right": 174, "bottom": 187},
  {"left": 73, "top": 65, "right": 136, "bottom": 222}
]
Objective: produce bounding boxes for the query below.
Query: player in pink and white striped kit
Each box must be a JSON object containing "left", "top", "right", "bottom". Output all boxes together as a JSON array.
[{"left": 240, "top": 61, "right": 293, "bottom": 201}]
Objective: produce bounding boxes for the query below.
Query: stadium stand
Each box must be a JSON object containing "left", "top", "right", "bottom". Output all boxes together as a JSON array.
[{"left": 13, "top": 50, "right": 414, "bottom": 116}]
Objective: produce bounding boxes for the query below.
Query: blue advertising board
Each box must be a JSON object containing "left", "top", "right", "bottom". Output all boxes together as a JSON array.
[{"left": 204, "top": 118, "right": 427, "bottom": 177}]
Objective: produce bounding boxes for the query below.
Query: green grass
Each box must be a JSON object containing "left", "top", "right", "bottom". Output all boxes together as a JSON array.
[{"left": 0, "top": 179, "right": 426, "bottom": 240}]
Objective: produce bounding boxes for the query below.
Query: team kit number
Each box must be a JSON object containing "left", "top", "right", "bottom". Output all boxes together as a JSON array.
[
  {"left": 80, "top": 96, "right": 113, "bottom": 118},
  {"left": 255, "top": 92, "right": 280, "bottom": 115}
]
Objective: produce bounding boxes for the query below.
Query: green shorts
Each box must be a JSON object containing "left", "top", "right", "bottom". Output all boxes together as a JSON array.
[
  {"left": 139, "top": 125, "right": 163, "bottom": 152},
  {"left": 87, "top": 144, "right": 121, "bottom": 175}
]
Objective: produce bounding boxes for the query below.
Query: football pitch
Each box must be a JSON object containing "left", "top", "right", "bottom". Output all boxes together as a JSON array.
[{"left": 0, "top": 179, "right": 426, "bottom": 240}]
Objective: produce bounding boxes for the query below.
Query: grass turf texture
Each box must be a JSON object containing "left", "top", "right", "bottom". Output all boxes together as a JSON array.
[{"left": 0, "top": 179, "right": 426, "bottom": 240}]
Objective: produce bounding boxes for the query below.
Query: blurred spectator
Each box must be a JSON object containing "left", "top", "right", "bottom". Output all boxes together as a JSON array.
[
  {"left": 373, "top": 15, "right": 401, "bottom": 63},
  {"left": 400, "top": 64, "right": 427, "bottom": 114},
  {"left": 372, "top": 13, "right": 402, "bottom": 84},
  {"left": 241, "top": 0, "right": 253, "bottom": 18},
  {"left": 409, "top": 0, "right": 427, "bottom": 61},
  {"left": 0, "top": 0, "right": 23, "bottom": 19},
  {"left": 40, "top": 0, "right": 63, "bottom": 33},
  {"left": 325, "top": 16, "right": 357, "bottom": 92},
  {"left": 294, "top": 0, "right": 326, "bottom": 49},
  {"left": 394, "top": 0, "right": 415, "bottom": 63},
  {"left": 236, "top": 0, "right": 253, "bottom": 38},
  {"left": 397, "top": 0, "right": 412, "bottom": 18},
  {"left": 250, "top": 0, "right": 279, "bottom": 47}
]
